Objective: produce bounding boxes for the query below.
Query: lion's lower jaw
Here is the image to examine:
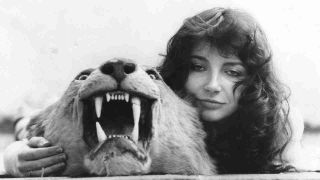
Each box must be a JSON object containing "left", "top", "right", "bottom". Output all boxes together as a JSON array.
[{"left": 84, "top": 154, "right": 151, "bottom": 176}]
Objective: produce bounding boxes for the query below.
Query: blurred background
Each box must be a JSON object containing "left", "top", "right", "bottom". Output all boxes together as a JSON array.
[{"left": 0, "top": 0, "right": 320, "bottom": 166}]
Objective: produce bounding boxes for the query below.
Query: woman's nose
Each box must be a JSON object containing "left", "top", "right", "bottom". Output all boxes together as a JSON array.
[{"left": 203, "top": 73, "right": 222, "bottom": 94}]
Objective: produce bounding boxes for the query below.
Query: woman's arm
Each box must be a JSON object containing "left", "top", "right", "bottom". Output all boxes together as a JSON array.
[
  {"left": 3, "top": 137, "right": 66, "bottom": 177},
  {"left": 1, "top": 117, "right": 67, "bottom": 177}
]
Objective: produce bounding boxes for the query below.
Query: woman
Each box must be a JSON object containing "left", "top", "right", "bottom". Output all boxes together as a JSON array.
[
  {"left": 159, "top": 7, "right": 308, "bottom": 173},
  {"left": 2, "top": 7, "right": 313, "bottom": 176}
]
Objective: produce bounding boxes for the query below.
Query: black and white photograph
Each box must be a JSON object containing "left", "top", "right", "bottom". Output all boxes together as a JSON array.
[{"left": 0, "top": 0, "right": 320, "bottom": 179}]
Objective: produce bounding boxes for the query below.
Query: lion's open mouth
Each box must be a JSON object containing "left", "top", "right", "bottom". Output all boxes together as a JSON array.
[{"left": 82, "top": 90, "right": 154, "bottom": 150}]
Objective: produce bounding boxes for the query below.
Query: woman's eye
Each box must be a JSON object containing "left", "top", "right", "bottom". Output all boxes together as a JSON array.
[
  {"left": 78, "top": 74, "right": 88, "bottom": 80},
  {"left": 191, "top": 63, "right": 205, "bottom": 71},
  {"left": 225, "top": 70, "right": 241, "bottom": 77}
]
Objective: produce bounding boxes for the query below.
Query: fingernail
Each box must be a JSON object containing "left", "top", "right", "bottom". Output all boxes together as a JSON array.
[
  {"left": 41, "top": 142, "right": 51, "bottom": 147},
  {"left": 43, "top": 142, "right": 50, "bottom": 145}
]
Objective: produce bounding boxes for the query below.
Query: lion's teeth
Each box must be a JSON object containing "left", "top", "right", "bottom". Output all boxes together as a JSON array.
[
  {"left": 125, "top": 93, "right": 129, "bottom": 102},
  {"left": 106, "top": 93, "right": 110, "bottom": 102},
  {"left": 131, "top": 97, "right": 140, "bottom": 143},
  {"left": 96, "top": 122, "right": 107, "bottom": 143},
  {"left": 103, "top": 134, "right": 131, "bottom": 140},
  {"left": 104, "top": 92, "right": 131, "bottom": 102},
  {"left": 94, "top": 96, "right": 103, "bottom": 118}
]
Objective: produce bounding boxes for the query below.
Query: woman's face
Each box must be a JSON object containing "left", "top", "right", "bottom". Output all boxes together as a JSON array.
[{"left": 184, "top": 42, "right": 247, "bottom": 122}]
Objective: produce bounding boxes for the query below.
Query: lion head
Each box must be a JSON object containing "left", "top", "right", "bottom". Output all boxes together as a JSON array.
[{"left": 26, "top": 58, "right": 215, "bottom": 176}]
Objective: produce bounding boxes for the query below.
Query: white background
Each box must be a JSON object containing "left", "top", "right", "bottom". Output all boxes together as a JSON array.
[{"left": 0, "top": 0, "right": 320, "bottom": 126}]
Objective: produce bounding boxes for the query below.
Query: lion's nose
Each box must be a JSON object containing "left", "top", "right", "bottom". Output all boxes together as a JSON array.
[{"left": 100, "top": 60, "right": 136, "bottom": 82}]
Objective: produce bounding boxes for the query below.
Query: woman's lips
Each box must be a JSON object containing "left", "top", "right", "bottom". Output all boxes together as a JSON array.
[{"left": 197, "top": 99, "right": 226, "bottom": 109}]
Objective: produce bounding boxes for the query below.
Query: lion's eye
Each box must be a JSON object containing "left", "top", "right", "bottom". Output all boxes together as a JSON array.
[
  {"left": 75, "top": 68, "right": 94, "bottom": 81},
  {"left": 78, "top": 74, "right": 88, "bottom": 80},
  {"left": 146, "top": 69, "right": 160, "bottom": 80},
  {"left": 149, "top": 74, "right": 156, "bottom": 80}
]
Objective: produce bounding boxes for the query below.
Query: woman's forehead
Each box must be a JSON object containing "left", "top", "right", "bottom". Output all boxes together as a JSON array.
[{"left": 191, "top": 41, "right": 242, "bottom": 64}]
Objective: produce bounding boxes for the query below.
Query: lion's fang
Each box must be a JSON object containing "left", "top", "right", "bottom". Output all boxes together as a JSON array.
[
  {"left": 95, "top": 96, "right": 103, "bottom": 118},
  {"left": 131, "top": 97, "right": 141, "bottom": 143},
  {"left": 96, "top": 121, "right": 107, "bottom": 142}
]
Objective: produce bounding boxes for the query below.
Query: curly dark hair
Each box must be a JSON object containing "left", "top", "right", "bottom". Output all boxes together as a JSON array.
[{"left": 159, "top": 7, "right": 292, "bottom": 173}]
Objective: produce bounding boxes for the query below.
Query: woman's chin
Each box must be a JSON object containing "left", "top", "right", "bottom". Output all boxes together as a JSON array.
[
  {"left": 200, "top": 104, "right": 238, "bottom": 122},
  {"left": 200, "top": 110, "right": 225, "bottom": 122}
]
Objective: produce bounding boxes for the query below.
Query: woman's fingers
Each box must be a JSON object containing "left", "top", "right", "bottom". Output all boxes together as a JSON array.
[
  {"left": 18, "top": 146, "right": 64, "bottom": 161},
  {"left": 25, "top": 162, "right": 66, "bottom": 177},
  {"left": 28, "top": 137, "right": 52, "bottom": 148},
  {"left": 3, "top": 138, "right": 66, "bottom": 177},
  {"left": 18, "top": 153, "right": 67, "bottom": 172}
]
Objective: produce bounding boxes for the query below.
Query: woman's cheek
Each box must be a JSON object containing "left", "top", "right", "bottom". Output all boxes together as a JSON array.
[
  {"left": 233, "top": 85, "right": 245, "bottom": 102},
  {"left": 184, "top": 73, "right": 201, "bottom": 94}
]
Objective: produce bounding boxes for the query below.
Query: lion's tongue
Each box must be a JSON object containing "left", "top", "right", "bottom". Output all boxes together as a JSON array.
[{"left": 94, "top": 96, "right": 141, "bottom": 144}]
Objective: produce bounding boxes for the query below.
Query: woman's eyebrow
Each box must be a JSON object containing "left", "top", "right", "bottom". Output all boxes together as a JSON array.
[
  {"left": 190, "top": 55, "right": 207, "bottom": 61},
  {"left": 224, "top": 62, "right": 244, "bottom": 66}
]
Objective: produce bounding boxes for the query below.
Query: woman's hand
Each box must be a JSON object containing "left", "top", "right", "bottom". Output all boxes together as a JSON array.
[{"left": 3, "top": 137, "right": 66, "bottom": 177}]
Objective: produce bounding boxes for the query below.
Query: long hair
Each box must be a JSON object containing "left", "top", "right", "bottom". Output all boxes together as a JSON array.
[{"left": 159, "top": 7, "right": 292, "bottom": 173}]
